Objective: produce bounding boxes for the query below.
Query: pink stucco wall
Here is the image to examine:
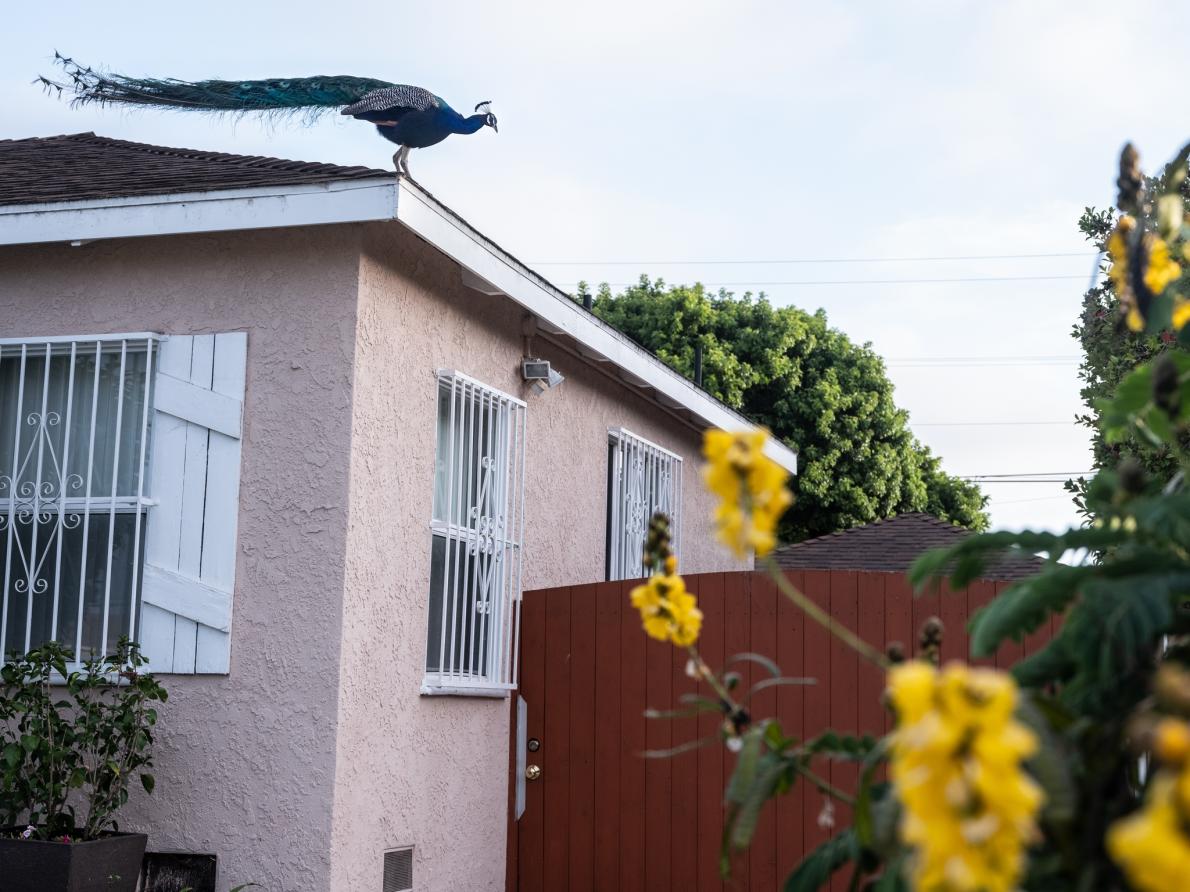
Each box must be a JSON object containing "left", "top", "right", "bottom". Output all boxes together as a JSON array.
[
  {"left": 330, "top": 223, "right": 745, "bottom": 891},
  {"left": 1, "top": 227, "right": 361, "bottom": 892},
  {"left": 1, "top": 219, "right": 746, "bottom": 892}
]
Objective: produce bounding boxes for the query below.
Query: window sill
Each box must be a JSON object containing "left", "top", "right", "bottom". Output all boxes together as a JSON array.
[{"left": 420, "top": 680, "right": 513, "bottom": 699}]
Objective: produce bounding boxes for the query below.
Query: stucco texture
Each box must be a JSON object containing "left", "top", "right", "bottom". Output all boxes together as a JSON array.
[
  {"left": 329, "top": 223, "right": 745, "bottom": 892},
  {"left": 1, "top": 218, "right": 746, "bottom": 892},
  {"left": 0, "top": 227, "right": 361, "bottom": 892}
]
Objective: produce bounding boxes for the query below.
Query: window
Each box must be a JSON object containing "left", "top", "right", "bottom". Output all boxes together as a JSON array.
[
  {"left": 423, "top": 371, "right": 526, "bottom": 694},
  {"left": 1, "top": 335, "right": 157, "bottom": 661},
  {"left": 606, "top": 428, "right": 682, "bottom": 581}
]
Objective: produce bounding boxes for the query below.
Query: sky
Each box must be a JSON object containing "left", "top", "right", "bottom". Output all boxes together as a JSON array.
[{"left": 4, "top": 1, "right": 1189, "bottom": 533}]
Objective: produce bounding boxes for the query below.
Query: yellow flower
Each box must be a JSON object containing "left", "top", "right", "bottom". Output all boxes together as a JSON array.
[
  {"left": 1144, "top": 237, "right": 1182, "bottom": 295},
  {"left": 703, "top": 429, "right": 793, "bottom": 559},
  {"left": 1107, "top": 222, "right": 1131, "bottom": 291},
  {"left": 888, "top": 661, "right": 1043, "bottom": 892},
  {"left": 1108, "top": 773, "right": 1190, "bottom": 892},
  {"left": 629, "top": 572, "right": 702, "bottom": 647},
  {"left": 1173, "top": 297, "right": 1190, "bottom": 332}
]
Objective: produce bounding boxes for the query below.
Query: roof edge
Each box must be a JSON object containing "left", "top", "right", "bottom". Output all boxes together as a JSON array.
[
  {"left": 0, "top": 177, "right": 400, "bottom": 246},
  {"left": 393, "top": 177, "right": 799, "bottom": 472}
]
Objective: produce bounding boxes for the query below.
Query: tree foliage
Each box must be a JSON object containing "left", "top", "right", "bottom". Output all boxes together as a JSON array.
[
  {"left": 579, "top": 279, "right": 988, "bottom": 541},
  {"left": 1070, "top": 166, "right": 1190, "bottom": 513}
]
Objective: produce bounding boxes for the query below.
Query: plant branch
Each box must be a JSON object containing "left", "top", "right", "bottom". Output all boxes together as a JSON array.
[{"left": 794, "top": 762, "right": 856, "bottom": 806}]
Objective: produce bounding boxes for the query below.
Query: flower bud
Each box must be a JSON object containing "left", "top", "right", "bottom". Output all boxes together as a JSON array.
[
  {"left": 1117, "top": 457, "right": 1146, "bottom": 496},
  {"left": 1117, "top": 143, "right": 1145, "bottom": 214},
  {"left": 1154, "top": 719, "right": 1190, "bottom": 765},
  {"left": 1152, "top": 354, "right": 1181, "bottom": 418},
  {"left": 1158, "top": 193, "right": 1184, "bottom": 240}
]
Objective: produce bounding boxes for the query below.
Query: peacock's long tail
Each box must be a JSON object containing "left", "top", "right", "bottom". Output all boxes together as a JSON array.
[{"left": 39, "top": 53, "right": 395, "bottom": 119}]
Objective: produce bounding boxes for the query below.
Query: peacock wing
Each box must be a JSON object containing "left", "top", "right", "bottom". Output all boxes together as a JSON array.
[{"left": 339, "top": 85, "right": 441, "bottom": 118}]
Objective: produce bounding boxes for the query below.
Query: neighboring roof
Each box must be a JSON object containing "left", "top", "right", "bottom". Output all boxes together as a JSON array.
[
  {"left": 0, "top": 133, "right": 390, "bottom": 206},
  {"left": 772, "top": 513, "right": 1046, "bottom": 581},
  {"left": 0, "top": 133, "right": 798, "bottom": 472}
]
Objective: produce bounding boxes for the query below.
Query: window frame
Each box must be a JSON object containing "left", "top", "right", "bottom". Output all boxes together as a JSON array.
[
  {"left": 606, "top": 427, "right": 683, "bottom": 582},
  {"left": 421, "top": 369, "right": 526, "bottom": 697},
  {"left": 0, "top": 333, "right": 160, "bottom": 665}
]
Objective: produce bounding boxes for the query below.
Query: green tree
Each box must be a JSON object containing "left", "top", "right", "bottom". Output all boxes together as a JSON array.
[
  {"left": 579, "top": 278, "right": 988, "bottom": 541},
  {"left": 1070, "top": 159, "right": 1190, "bottom": 514}
]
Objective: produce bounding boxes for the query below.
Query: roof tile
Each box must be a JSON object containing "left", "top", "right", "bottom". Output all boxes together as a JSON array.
[
  {"left": 0, "top": 132, "right": 391, "bottom": 207},
  {"left": 772, "top": 513, "right": 1045, "bottom": 581}
]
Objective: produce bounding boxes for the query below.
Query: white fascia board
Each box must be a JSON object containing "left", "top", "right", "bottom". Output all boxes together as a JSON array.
[
  {"left": 395, "top": 180, "right": 798, "bottom": 473},
  {"left": 0, "top": 178, "right": 399, "bottom": 246}
]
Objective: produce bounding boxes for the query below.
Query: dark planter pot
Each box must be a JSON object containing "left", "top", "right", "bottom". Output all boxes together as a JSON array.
[{"left": 0, "top": 829, "right": 146, "bottom": 892}]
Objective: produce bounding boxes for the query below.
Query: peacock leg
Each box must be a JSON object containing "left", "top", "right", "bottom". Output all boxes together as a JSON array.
[{"left": 399, "top": 146, "right": 412, "bottom": 177}]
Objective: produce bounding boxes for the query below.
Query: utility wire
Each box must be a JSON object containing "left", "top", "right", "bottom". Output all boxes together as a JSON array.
[
  {"left": 958, "top": 471, "right": 1092, "bottom": 478},
  {"left": 532, "top": 251, "right": 1096, "bottom": 266},
  {"left": 562, "top": 274, "right": 1087, "bottom": 288},
  {"left": 912, "top": 420, "right": 1076, "bottom": 427}
]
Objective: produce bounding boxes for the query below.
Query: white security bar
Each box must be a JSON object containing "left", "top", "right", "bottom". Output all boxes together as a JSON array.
[
  {"left": 607, "top": 428, "right": 682, "bottom": 581},
  {"left": 0, "top": 335, "right": 157, "bottom": 661},
  {"left": 424, "top": 371, "right": 526, "bottom": 693}
]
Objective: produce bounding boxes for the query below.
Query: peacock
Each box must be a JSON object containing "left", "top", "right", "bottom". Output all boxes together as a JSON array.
[{"left": 39, "top": 54, "right": 497, "bottom": 176}]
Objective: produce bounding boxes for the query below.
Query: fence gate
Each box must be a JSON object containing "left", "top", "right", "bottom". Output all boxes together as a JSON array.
[{"left": 507, "top": 570, "right": 1053, "bottom": 892}]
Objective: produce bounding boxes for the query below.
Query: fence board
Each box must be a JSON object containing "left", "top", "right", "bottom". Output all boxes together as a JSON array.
[
  {"left": 748, "top": 574, "right": 779, "bottom": 890},
  {"left": 592, "top": 580, "right": 622, "bottom": 887},
  {"left": 774, "top": 570, "right": 806, "bottom": 882},
  {"left": 722, "top": 571, "right": 751, "bottom": 890},
  {"left": 619, "top": 580, "right": 648, "bottom": 892},
  {"left": 543, "top": 588, "right": 572, "bottom": 886},
  {"left": 696, "top": 574, "right": 726, "bottom": 892},
  {"left": 512, "top": 568, "right": 1050, "bottom": 892},
  {"left": 569, "top": 583, "right": 597, "bottom": 892}
]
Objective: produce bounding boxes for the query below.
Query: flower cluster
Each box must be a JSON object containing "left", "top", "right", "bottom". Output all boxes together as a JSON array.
[
  {"left": 703, "top": 429, "right": 792, "bottom": 559},
  {"left": 888, "top": 661, "right": 1043, "bottom": 892},
  {"left": 1107, "top": 716, "right": 1190, "bottom": 891},
  {"left": 629, "top": 570, "right": 703, "bottom": 647},
  {"left": 628, "top": 512, "right": 702, "bottom": 647},
  {"left": 1107, "top": 214, "right": 1186, "bottom": 332}
]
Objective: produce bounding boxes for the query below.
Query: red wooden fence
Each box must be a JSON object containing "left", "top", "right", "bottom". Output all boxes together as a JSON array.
[{"left": 508, "top": 569, "right": 1052, "bottom": 892}]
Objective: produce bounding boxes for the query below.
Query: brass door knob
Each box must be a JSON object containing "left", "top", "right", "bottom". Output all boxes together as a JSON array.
[{"left": 525, "top": 764, "right": 542, "bottom": 781}]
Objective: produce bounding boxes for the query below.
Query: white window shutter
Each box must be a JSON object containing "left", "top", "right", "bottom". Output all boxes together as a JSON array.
[{"left": 139, "top": 333, "right": 246, "bottom": 674}]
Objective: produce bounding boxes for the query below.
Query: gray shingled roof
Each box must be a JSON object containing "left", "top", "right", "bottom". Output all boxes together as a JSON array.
[
  {"left": 772, "top": 513, "right": 1046, "bottom": 581},
  {"left": 0, "top": 132, "right": 392, "bottom": 207}
]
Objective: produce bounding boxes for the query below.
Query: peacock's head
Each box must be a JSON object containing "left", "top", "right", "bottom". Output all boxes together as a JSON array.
[{"left": 475, "top": 101, "right": 498, "bottom": 133}]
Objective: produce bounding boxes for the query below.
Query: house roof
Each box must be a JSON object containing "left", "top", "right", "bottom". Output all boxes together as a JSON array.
[
  {"left": 0, "top": 132, "right": 390, "bottom": 206},
  {"left": 772, "top": 513, "right": 1046, "bottom": 581},
  {"left": 0, "top": 132, "right": 797, "bottom": 472}
]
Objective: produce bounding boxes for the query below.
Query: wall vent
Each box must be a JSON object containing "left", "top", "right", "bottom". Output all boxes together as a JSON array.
[{"left": 383, "top": 847, "right": 414, "bottom": 892}]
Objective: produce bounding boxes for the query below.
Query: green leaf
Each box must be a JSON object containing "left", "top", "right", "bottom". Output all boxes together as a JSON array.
[
  {"left": 968, "top": 565, "right": 1091, "bottom": 658},
  {"left": 801, "top": 731, "right": 881, "bottom": 762},
  {"left": 873, "top": 854, "right": 910, "bottom": 891},
  {"left": 853, "top": 740, "right": 889, "bottom": 848},
  {"left": 729, "top": 754, "right": 787, "bottom": 850},
  {"left": 1015, "top": 695, "right": 1076, "bottom": 825},
  {"left": 2, "top": 743, "right": 21, "bottom": 768},
  {"left": 140, "top": 774, "right": 155, "bottom": 794},
  {"left": 783, "top": 829, "right": 858, "bottom": 892},
  {"left": 726, "top": 728, "right": 764, "bottom": 805}
]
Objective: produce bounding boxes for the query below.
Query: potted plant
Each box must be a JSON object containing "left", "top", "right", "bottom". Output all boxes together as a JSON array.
[{"left": 0, "top": 639, "right": 167, "bottom": 892}]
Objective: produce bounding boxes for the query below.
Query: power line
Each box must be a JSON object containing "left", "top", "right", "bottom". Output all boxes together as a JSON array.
[
  {"left": 959, "top": 471, "right": 1092, "bottom": 478},
  {"left": 562, "top": 274, "right": 1087, "bottom": 288},
  {"left": 994, "top": 494, "right": 1077, "bottom": 505},
  {"left": 532, "top": 251, "right": 1096, "bottom": 266},
  {"left": 913, "top": 420, "right": 1076, "bottom": 427},
  {"left": 887, "top": 355, "right": 1079, "bottom": 362},
  {"left": 963, "top": 479, "right": 1079, "bottom": 484}
]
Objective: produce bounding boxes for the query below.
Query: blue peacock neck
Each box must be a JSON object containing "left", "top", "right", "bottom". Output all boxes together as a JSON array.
[{"left": 450, "top": 113, "right": 488, "bottom": 135}]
